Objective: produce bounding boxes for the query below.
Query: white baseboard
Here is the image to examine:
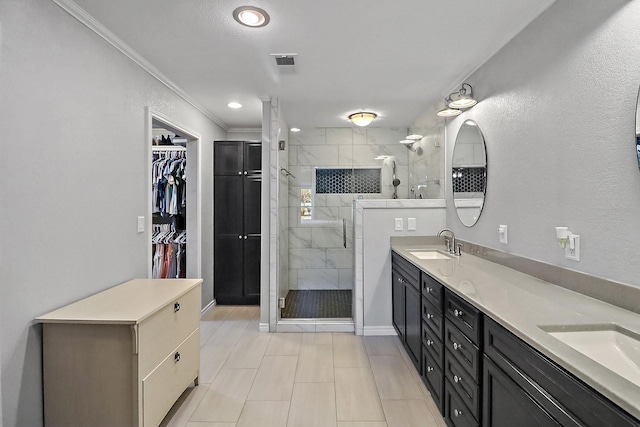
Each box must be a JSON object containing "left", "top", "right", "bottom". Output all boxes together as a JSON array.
[
  {"left": 363, "top": 326, "right": 398, "bottom": 336},
  {"left": 201, "top": 299, "right": 216, "bottom": 315}
]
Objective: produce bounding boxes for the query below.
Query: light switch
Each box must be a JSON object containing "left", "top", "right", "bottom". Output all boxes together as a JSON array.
[
  {"left": 137, "top": 216, "right": 145, "bottom": 233},
  {"left": 394, "top": 218, "right": 403, "bottom": 231},
  {"left": 407, "top": 218, "right": 417, "bottom": 231}
]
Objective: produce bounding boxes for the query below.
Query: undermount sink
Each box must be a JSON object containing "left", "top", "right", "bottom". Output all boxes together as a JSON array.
[
  {"left": 541, "top": 324, "right": 640, "bottom": 386},
  {"left": 408, "top": 250, "right": 452, "bottom": 260}
]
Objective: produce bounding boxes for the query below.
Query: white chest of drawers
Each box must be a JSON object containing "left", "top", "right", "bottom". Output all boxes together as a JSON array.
[{"left": 37, "top": 278, "right": 202, "bottom": 427}]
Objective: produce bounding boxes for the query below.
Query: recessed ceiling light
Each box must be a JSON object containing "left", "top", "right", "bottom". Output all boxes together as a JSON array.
[
  {"left": 228, "top": 102, "right": 243, "bottom": 109},
  {"left": 290, "top": 128, "right": 301, "bottom": 132},
  {"left": 233, "top": 6, "right": 270, "bottom": 28}
]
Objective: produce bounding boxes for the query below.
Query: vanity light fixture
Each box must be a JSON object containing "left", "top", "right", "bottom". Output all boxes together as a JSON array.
[
  {"left": 448, "top": 83, "right": 477, "bottom": 109},
  {"left": 290, "top": 127, "right": 301, "bottom": 132},
  {"left": 406, "top": 134, "right": 423, "bottom": 141},
  {"left": 227, "top": 102, "right": 243, "bottom": 109},
  {"left": 233, "top": 6, "right": 270, "bottom": 28},
  {"left": 399, "top": 139, "right": 417, "bottom": 152},
  {"left": 348, "top": 112, "right": 377, "bottom": 127},
  {"left": 374, "top": 155, "right": 389, "bottom": 160},
  {"left": 437, "top": 105, "right": 463, "bottom": 117}
]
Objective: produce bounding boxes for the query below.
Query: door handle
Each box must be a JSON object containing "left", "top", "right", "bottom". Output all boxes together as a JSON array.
[{"left": 342, "top": 218, "right": 347, "bottom": 248}]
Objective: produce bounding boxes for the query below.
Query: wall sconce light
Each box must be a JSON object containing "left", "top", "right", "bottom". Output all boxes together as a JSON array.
[
  {"left": 399, "top": 134, "right": 422, "bottom": 152},
  {"left": 348, "top": 112, "right": 377, "bottom": 127},
  {"left": 448, "top": 83, "right": 477, "bottom": 108},
  {"left": 437, "top": 83, "right": 477, "bottom": 117}
]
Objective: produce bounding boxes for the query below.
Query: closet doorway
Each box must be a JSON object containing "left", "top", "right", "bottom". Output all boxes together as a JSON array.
[{"left": 146, "top": 108, "right": 202, "bottom": 287}]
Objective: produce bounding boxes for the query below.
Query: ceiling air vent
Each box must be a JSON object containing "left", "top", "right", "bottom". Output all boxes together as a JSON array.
[{"left": 271, "top": 53, "right": 297, "bottom": 66}]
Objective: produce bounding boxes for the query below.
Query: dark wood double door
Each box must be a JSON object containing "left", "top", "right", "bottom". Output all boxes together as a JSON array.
[{"left": 214, "top": 141, "right": 261, "bottom": 305}]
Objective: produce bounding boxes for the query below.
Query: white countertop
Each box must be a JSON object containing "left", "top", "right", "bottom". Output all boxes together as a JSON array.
[
  {"left": 36, "top": 279, "right": 202, "bottom": 325},
  {"left": 391, "top": 241, "right": 640, "bottom": 420}
]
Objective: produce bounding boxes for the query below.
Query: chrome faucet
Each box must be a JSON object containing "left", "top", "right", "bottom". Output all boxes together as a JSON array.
[{"left": 437, "top": 228, "right": 462, "bottom": 256}]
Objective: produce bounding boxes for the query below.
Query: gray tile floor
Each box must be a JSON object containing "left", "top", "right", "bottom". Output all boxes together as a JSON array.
[{"left": 160, "top": 305, "right": 446, "bottom": 427}]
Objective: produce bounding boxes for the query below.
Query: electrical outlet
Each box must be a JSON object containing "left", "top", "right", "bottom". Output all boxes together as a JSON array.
[
  {"left": 498, "top": 225, "right": 508, "bottom": 244},
  {"left": 137, "top": 216, "right": 145, "bottom": 233},
  {"left": 394, "top": 218, "right": 403, "bottom": 231},
  {"left": 407, "top": 218, "right": 417, "bottom": 231},
  {"left": 565, "top": 235, "right": 580, "bottom": 261}
]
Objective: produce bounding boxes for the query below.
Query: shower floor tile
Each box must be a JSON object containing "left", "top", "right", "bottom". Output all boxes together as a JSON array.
[{"left": 281, "top": 290, "right": 352, "bottom": 319}]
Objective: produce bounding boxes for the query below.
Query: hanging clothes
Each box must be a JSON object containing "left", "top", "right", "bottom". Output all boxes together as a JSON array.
[{"left": 152, "top": 225, "right": 187, "bottom": 279}]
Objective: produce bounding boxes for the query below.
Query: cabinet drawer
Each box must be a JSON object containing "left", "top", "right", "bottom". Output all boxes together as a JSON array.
[
  {"left": 445, "top": 322, "right": 480, "bottom": 382},
  {"left": 445, "top": 290, "right": 481, "bottom": 346},
  {"left": 143, "top": 329, "right": 200, "bottom": 427},
  {"left": 422, "top": 273, "right": 443, "bottom": 311},
  {"left": 422, "top": 297, "right": 443, "bottom": 336},
  {"left": 422, "top": 320, "right": 443, "bottom": 365},
  {"left": 445, "top": 380, "right": 479, "bottom": 427},
  {"left": 139, "top": 286, "right": 201, "bottom": 377},
  {"left": 445, "top": 351, "right": 480, "bottom": 421},
  {"left": 391, "top": 252, "right": 420, "bottom": 290},
  {"left": 422, "top": 346, "right": 444, "bottom": 413}
]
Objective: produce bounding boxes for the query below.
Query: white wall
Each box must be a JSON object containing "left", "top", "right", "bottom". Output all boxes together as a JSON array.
[
  {"left": 0, "top": 1, "right": 225, "bottom": 425},
  {"left": 443, "top": 0, "right": 640, "bottom": 288}
]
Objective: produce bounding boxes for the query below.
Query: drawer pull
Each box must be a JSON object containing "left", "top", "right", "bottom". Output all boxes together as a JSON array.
[
  {"left": 174, "top": 302, "right": 181, "bottom": 312},
  {"left": 426, "top": 287, "right": 432, "bottom": 293},
  {"left": 453, "top": 309, "right": 464, "bottom": 317},
  {"left": 454, "top": 374, "right": 462, "bottom": 384},
  {"left": 174, "top": 352, "right": 181, "bottom": 363},
  {"left": 454, "top": 408, "right": 463, "bottom": 417},
  {"left": 427, "top": 365, "right": 434, "bottom": 373},
  {"left": 453, "top": 342, "right": 462, "bottom": 351},
  {"left": 427, "top": 313, "right": 434, "bottom": 320},
  {"left": 426, "top": 339, "right": 433, "bottom": 346}
]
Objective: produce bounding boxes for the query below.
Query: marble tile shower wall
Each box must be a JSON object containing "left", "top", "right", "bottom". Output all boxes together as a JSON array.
[
  {"left": 408, "top": 123, "right": 445, "bottom": 199},
  {"left": 288, "top": 127, "right": 410, "bottom": 290}
]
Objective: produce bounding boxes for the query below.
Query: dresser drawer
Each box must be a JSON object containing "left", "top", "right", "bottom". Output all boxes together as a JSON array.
[
  {"left": 445, "top": 380, "right": 479, "bottom": 427},
  {"left": 422, "top": 273, "right": 443, "bottom": 311},
  {"left": 143, "top": 329, "right": 200, "bottom": 427},
  {"left": 445, "top": 322, "right": 480, "bottom": 382},
  {"left": 422, "top": 297, "right": 443, "bottom": 336},
  {"left": 139, "top": 286, "right": 201, "bottom": 377},
  {"left": 445, "top": 350, "right": 480, "bottom": 421},
  {"left": 445, "top": 290, "right": 481, "bottom": 346},
  {"left": 422, "top": 320, "right": 443, "bottom": 364},
  {"left": 422, "top": 345, "right": 444, "bottom": 412}
]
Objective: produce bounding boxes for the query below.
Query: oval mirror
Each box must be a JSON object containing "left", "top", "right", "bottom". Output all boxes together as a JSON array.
[
  {"left": 452, "top": 120, "right": 487, "bottom": 227},
  {"left": 636, "top": 86, "right": 640, "bottom": 169}
]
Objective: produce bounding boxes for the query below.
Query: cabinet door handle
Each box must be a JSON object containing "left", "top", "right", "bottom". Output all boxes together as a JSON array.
[
  {"left": 453, "top": 342, "right": 462, "bottom": 351},
  {"left": 238, "top": 235, "right": 243, "bottom": 239},
  {"left": 454, "top": 375, "right": 462, "bottom": 384},
  {"left": 427, "top": 313, "right": 433, "bottom": 320},
  {"left": 453, "top": 408, "right": 462, "bottom": 417},
  {"left": 238, "top": 171, "right": 242, "bottom": 175},
  {"left": 426, "top": 339, "right": 433, "bottom": 346},
  {"left": 244, "top": 171, "right": 248, "bottom": 175},
  {"left": 174, "top": 352, "right": 181, "bottom": 363},
  {"left": 427, "top": 365, "right": 434, "bottom": 373},
  {"left": 453, "top": 309, "right": 464, "bottom": 317},
  {"left": 426, "top": 287, "right": 432, "bottom": 293},
  {"left": 398, "top": 277, "right": 404, "bottom": 283},
  {"left": 174, "top": 302, "right": 181, "bottom": 312},
  {"left": 244, "top": 235, "right": 248, "bottom": 239}
]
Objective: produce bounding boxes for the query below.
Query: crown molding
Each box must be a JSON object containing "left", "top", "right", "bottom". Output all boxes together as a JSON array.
[
  {"left": 51, "top": 0, "right": 229, "bottom": 132},
  {"left": 227, "top": 128, "right": 262, "bottom": 133}
]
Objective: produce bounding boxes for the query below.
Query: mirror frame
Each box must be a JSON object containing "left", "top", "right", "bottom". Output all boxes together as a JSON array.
[
  {"left": 452, "top": 119, "right": 487, "bottom": 227},
  {"left": 636, "top": 86, "right": 640, "bottom": 170}
]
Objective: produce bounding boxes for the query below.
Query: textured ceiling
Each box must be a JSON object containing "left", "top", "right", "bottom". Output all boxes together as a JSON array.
[{"left": 69, "top": 0, "right": 555, "bottom": 130}]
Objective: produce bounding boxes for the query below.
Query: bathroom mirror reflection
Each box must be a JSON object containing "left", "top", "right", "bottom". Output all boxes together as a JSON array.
[
  {"left": 636, "top": 85, "right": 640, "bottom": 169},
  {"left": 452, "top": 119, "right": 487, "bottom": 227}
]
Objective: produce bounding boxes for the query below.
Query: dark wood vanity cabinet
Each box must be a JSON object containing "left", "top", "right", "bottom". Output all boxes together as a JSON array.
[
  {"left": 483, "top": 317, "right": 640, "bottom": 427},
  {"left": 391, "top": 250, "right": 639, "bottom": 427},
  {"left": 391, "top": 253, "right": 422, "bottom": 370}
]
